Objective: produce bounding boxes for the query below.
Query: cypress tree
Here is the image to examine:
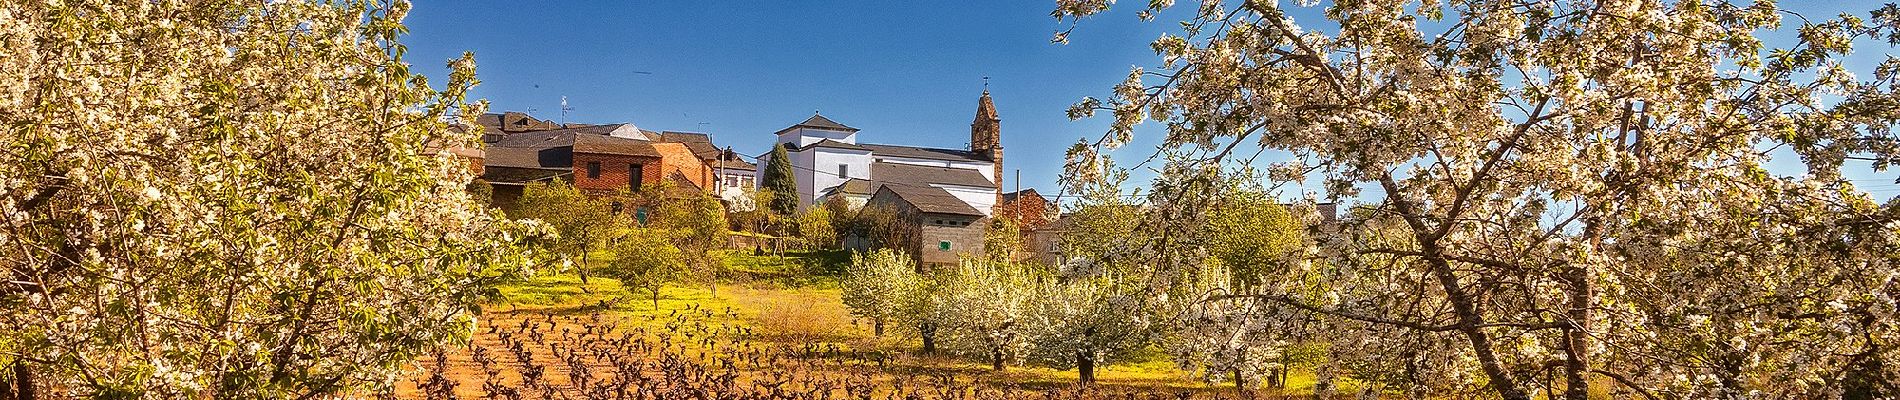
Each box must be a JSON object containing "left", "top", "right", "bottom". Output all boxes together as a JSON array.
[{"left": 760, "top": 144, "right": 799, "bottom": 216}]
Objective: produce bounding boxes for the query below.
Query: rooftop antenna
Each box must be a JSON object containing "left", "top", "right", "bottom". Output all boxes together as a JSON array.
[
  {"left": 560, "top": 96, "right": 573, "bottom": 125},
  {"left": 982, "top": 76, "right": 990, "bottom": 92}
]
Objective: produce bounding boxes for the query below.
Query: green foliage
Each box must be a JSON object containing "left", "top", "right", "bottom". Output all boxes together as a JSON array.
[
  {"left": 518, "top": 179, "right": 624, "bottom": 281},
  {"left": 760, "top": 145, "right": 798, "bottom": 217},
  {"left": 1058, "top": 201, "right": 1143, "bottom": 270},
  {"left": 983, "top": 217, "right": 1027, "bottom": 262},
  {"left": 849, "top": 204, "right": 914, "bottom": 253},
  {"left": 604, "top": 229, "right": 688, "bottom": 307},
  {"left": 795, "top": 207, "right": 837, "bottom": 249},
  {"left": 1203, "top": 190, "right": 1305, "bottom": 289},
  {"left": 643, "top": 189, "right": 729, "bottom": 293}
]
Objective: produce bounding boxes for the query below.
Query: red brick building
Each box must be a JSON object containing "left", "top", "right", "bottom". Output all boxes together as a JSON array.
[
  {"left": 472, "top": 113, "right": 717, "bottom": 212},
  {"left": 996, "top": 188, "right": 1054, "bottom": 229}
]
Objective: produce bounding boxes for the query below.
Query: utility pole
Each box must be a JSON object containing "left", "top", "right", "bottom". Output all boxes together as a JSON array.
[{"left": 719, "top": 146, "right": 731, "bottom": 193}]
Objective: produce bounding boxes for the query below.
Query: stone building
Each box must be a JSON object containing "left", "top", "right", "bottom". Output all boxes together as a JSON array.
[{"left": 868, "top": 184, "right": 989, "bottom": 268}]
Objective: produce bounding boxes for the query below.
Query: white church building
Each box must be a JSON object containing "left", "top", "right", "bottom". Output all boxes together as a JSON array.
[{"left": 758, "top": 91, "right": 1006, "bottom": 216}]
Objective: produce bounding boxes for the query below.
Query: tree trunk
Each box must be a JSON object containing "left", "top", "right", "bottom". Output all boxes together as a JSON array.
[
  {"left": 11, "top": 362, "right": 32, "bottom": 400},
  {"left": 919, "top": 324, "right": 936, "bottom": 354},
  {"left": 992, "top": 349, "right": 1006, "bottom": 371},
  {"left": 651, "top": 289, "right": 661, "bottom": 309},
  {"left": 578, "top": 246, "right": 592, "bottom": 289},
  {"left": 1275, "top": 351, "right": 1290, "bottom": 388},
  {"left": 1233, "top": 368, "right": 1247, "bottom": 393},
  {"left": 708, "top": 259, "right": 719, "bottom": 297},
  {"left": 1384, "top": 176, "right": 1530, "bottom": 400},
  {"left": 1561, "top": 263, "right": 1593, "bottom": 400},
  {"left": 873, "top": 320, "right": 884, "bottom": 337},
  {"left": 1843, "top": 348, "right": 1886, "bottom": 400},
  {"left": 1422, "top": 245, "right": 1530, "bottom": 400},
  {"left": 1076, "top": 352, "right": 1095, "bottom": 384},
  {"left": 1564, "top": 221, "right": 1602, "bottom": 400}
]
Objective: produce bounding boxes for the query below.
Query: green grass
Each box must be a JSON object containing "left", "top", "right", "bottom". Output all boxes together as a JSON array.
[{"left": 719, "top": 248, "right": 852, "bottom": 288}]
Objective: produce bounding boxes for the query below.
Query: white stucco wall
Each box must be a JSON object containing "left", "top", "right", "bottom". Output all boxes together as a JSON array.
[
  {"left": 792, "top": 148, "right": 817, "bottom": 210},
  {"left": 777, "top": 127, "right": 858, "bottom": 147},
  {"left": 718, "top": 170, "right": 755, "bottom": 190},
  {"left": 935, "top": 184, "right": 998, "bottom": 216},
  {"left": 806, "top": 148, "right": 871, "bottom": 211}
]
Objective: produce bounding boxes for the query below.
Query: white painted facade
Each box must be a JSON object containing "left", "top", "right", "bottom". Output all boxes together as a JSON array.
[
  {"left": 717, "top": 169, "right": 755, "bottom": 190},
  {"left": 934, "top": 184, "right": 998, "bottom": 217},
  {"left": 777, "top": 127, "right": 858, "bottom": 147},
  {"left": 803, "top": 148, "right": 871, "bottom": 211},
  {"left": 760, "top": 115, "right": 997, "bottom": 215}
]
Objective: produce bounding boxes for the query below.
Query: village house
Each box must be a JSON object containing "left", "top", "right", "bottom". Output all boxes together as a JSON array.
[
  {"left": 766, "top": 91, "right": 1007, "bottom": 265},
  {"left": 996, "top": 188, "right": 1054, "bottom": 229},
  {"left": 869, "top": 184, "right": 989, "bottom": 267},
  {"left": 471, "top": 112, "right": 720, "bottom": 212}
]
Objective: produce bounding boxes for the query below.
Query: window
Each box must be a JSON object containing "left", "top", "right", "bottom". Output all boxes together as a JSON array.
[
  {"left": 628, "top": 164, "right": 644, "bottom": 191},
  {"left": 938, "top": 241, "right": 951, "bottom": 251},
  {"left": 837, "top": 164, "right": 848, "bottom": 178},
  {"left": 586, "top": 161, "right": 601, "bottom": 179}
]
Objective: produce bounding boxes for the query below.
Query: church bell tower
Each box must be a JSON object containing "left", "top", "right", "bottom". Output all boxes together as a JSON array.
[{"left": 971, "top": 88, "right": 1004, "bottom": 205}]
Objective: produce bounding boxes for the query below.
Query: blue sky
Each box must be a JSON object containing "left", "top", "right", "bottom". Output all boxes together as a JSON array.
[
  {"left": 402, "top": 1, "right": 1897, "bottom": 202},
  {"left": 402, "top": 1, "right": 1211, "bottom": 198}
]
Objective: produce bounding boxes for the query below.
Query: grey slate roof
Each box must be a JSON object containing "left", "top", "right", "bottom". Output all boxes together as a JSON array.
[
  {"left": 572, "top": 134, "right": 662, "bottom": 157},
  {"left": 774, "top": 114, "right": 859, "bottom": 135},
  {"left": 861, "top": 143, "right": 988, "bottom": 163},
  {"left": 483, "top": 166, "right": 571, "bottom": 185},
  {"left": 487, "top": 126, "right": 661, "bottom": 158},
  {"left": 873, "top": 185, "right": 985, "bottom": 217},
  {"left": 482, "top": 146, "right": 571, "bottom": 170},
  {"left": 794, "top": 139, "right": 870, "bottom": 152},
  {"left": 488, "top": 129, "right": 575, "bottom": 148},
  {"left": 477, "top": 112, "right": 559, "bottom": 133},
  {"left": 872, "top": 162, "right": 995, "bottom": 188},
  {"left": 659, "top": 131, "right": 710, "bottom": 142}
]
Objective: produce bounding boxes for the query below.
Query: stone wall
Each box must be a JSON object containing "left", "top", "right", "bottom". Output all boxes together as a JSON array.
[{"left": 915, "top": 214, "right": 986, "bottom": 267}]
